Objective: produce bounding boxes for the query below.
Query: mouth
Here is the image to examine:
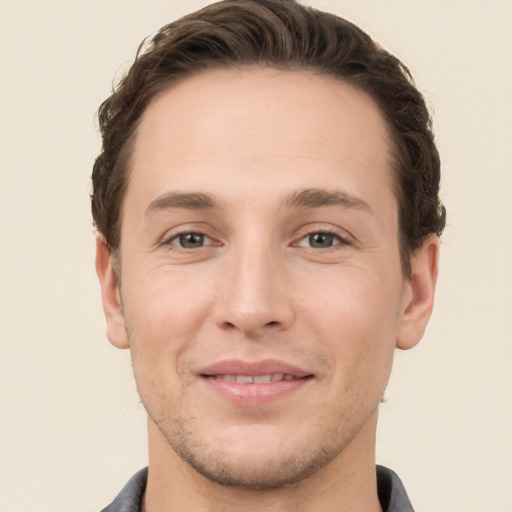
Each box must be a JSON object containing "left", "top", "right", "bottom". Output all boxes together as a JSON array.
[
  {"left": 199, "top": 359, "right": 314, "bottom": 406},
  {"left": 204, "top": 373, "right": 307, "bottom": 383}
]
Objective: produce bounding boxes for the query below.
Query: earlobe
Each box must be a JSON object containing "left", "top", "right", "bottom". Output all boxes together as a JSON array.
[
  {"left": 396, "top": 235, "right": 439, "bottom": 350},
  {"left": 95, "top": 236, "right": 129, "bottom": 349}
]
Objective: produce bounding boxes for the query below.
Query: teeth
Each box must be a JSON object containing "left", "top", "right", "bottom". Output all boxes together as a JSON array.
[
  {"left": 236, "top": 375, "right": 254, "bottom": 384},
  {"left": 253, "top": 374, "right": 272, "bottom": 383},
  {"left": 214, "top": 373, "right": 295, "bottom": 383}
]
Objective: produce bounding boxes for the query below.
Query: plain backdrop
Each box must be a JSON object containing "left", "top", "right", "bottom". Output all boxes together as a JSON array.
[{"left": 1, "top": 1, "right": 511, "bottom": 511}]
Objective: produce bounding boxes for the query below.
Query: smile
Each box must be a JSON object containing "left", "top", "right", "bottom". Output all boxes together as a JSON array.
[
  {"left": 207, "top": 373, "right": 302, "bottom": 383},
  {"left": 199, "top": 359, "right": 313, "bottom": 406}
]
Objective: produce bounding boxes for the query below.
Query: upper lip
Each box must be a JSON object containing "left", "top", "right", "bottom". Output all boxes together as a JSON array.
[{"left": 200, "top": 359, "right": 312, "bottom": 378}]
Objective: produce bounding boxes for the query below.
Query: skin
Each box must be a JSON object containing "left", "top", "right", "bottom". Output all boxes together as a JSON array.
[{"left": 96, "top": 67, "right": 438, "bottom": 512}]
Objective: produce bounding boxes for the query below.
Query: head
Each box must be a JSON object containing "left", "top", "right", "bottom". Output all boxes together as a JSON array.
[
  {"left": 93, "top": 0, "right": 444, "bottom": 493},
  {"left": 92, "top": 0, "right": 445, "bottom": 278}
]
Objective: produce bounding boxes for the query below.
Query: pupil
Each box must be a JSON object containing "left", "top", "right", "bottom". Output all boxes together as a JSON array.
[
  {"left": 309, "top": 233, "right": 333, "bottom": 248},
  {"left": 179, "top": 233, "right": 203, "bottom": 248}
]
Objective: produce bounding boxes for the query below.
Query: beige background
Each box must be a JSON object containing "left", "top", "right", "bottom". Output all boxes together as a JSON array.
[{"left": 1, "top": 1, "right": 511, "bottom": 511}]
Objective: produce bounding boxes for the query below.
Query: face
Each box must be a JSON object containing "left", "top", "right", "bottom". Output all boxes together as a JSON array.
[{"left": 97, "top": 67, "right": 437, "bottom": 489}]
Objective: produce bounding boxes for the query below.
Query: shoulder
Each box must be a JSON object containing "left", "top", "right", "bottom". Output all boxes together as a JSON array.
[
  {"left": 100, "top": 467, "right": 148, "bottom": 512},
  {"left": 377, "top": 465, "right": 415, "bottom": 512}
]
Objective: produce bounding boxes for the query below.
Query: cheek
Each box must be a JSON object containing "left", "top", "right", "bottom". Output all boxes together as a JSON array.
[
  {"left": 124, "top": 269, "right": 214, "bottom": 338},
  {"left": 300, "top": 268, "right": 401, "bottom": 385},
  {"left": 122, "top": 274, "right": 211, "bottom": 419},
  {"left": 120, "top": 270, "right": 218, "bottom": 389},
  {"left": 302, "top": 264, "right": 402, "bottom": 334}
]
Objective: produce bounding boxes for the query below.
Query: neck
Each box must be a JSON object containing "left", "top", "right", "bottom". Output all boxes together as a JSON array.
[{"left": 142, "top": 413, "right": 383, "bottom": 512}]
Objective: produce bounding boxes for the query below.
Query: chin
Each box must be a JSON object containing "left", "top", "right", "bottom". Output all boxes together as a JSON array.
[
  {"left": 156, "top": 416, "right": 348, "bottom": 490},
  {"left": 174, "top": 443, "right": 339, "bottom": 490}
]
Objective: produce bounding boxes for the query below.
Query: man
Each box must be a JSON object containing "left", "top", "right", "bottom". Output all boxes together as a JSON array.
[{"left": 92, "top": 1, "right": 445, "bottom": 510}]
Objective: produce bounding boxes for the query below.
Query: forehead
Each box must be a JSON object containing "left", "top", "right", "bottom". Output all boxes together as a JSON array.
[{"left": 128, "top": 67, "right": 394, "bottom": 217}]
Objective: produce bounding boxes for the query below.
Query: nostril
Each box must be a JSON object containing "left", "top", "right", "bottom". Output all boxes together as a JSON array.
[{"left": 265, "top": 321, "right": 279, "bottom": 327}]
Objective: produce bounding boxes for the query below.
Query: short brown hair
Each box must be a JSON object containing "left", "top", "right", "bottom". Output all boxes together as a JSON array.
[{"left": 91, "top": 0, "right": 445, "bottom": 276}]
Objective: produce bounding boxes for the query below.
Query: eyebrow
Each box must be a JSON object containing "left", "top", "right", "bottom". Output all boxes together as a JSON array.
[
  {"left": 284, "top": 188, "right": 373, "bottom": 214},
  {"left": 145, "top": 192, "right": 218, "bottom": 217},
  {"left": 144, "top": 188, "right": 373, "bottom": 217}
]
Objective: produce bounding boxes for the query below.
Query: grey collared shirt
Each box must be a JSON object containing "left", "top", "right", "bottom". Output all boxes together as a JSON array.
[{"left": 101, "top": 465, "right": 414, "bottom": 511}]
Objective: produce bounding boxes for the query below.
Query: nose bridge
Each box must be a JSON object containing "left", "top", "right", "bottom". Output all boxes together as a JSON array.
[{"left": 215, "top": 236, "right": 293, "bottom": 335}]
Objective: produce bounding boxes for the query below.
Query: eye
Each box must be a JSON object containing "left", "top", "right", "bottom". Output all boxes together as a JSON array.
[
  {"left": 169, "top": 232, "right": 212, "bottom": 249},
  {"left": 296, "top": 231, "right": 347, "bottom": 249}
]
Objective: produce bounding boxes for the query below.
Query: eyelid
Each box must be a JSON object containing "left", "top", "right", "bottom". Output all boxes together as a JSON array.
[
  {"left": 160, "top": 225, "right": 222, "bottom": 250},
  {"left": 293, "top": 225, "right": 353, "bottom": 248},
  {"left": 169, "top": 232, "right": 213, "bottom": 248}
]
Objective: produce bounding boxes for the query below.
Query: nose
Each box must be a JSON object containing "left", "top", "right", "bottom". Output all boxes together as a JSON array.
[{"left": 213, "top": 243, "right": 295, "bottom": 338}]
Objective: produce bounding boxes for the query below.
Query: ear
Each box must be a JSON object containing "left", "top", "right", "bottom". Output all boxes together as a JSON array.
[
  {"left": 396, "top": 235, "right": 439, "bottom": 350},
  {"left": 95, "top": 235, "right": 129, "bottom": 349}
]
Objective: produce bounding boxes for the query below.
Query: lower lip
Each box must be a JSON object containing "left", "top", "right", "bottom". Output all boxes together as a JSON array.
[{"left": 203, "top": 377, "right": 311, "bottom": 406}]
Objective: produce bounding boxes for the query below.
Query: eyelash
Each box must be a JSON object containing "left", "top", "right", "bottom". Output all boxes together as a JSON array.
[
  {"left": 165, "top": 232, "right": 220, "bottom": 251},
  {"left": 295, "top": 227, "right": 351, "bottom": 250},
  {"left": 164, "top": 227, "right": 351, "bottom": 252}
]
